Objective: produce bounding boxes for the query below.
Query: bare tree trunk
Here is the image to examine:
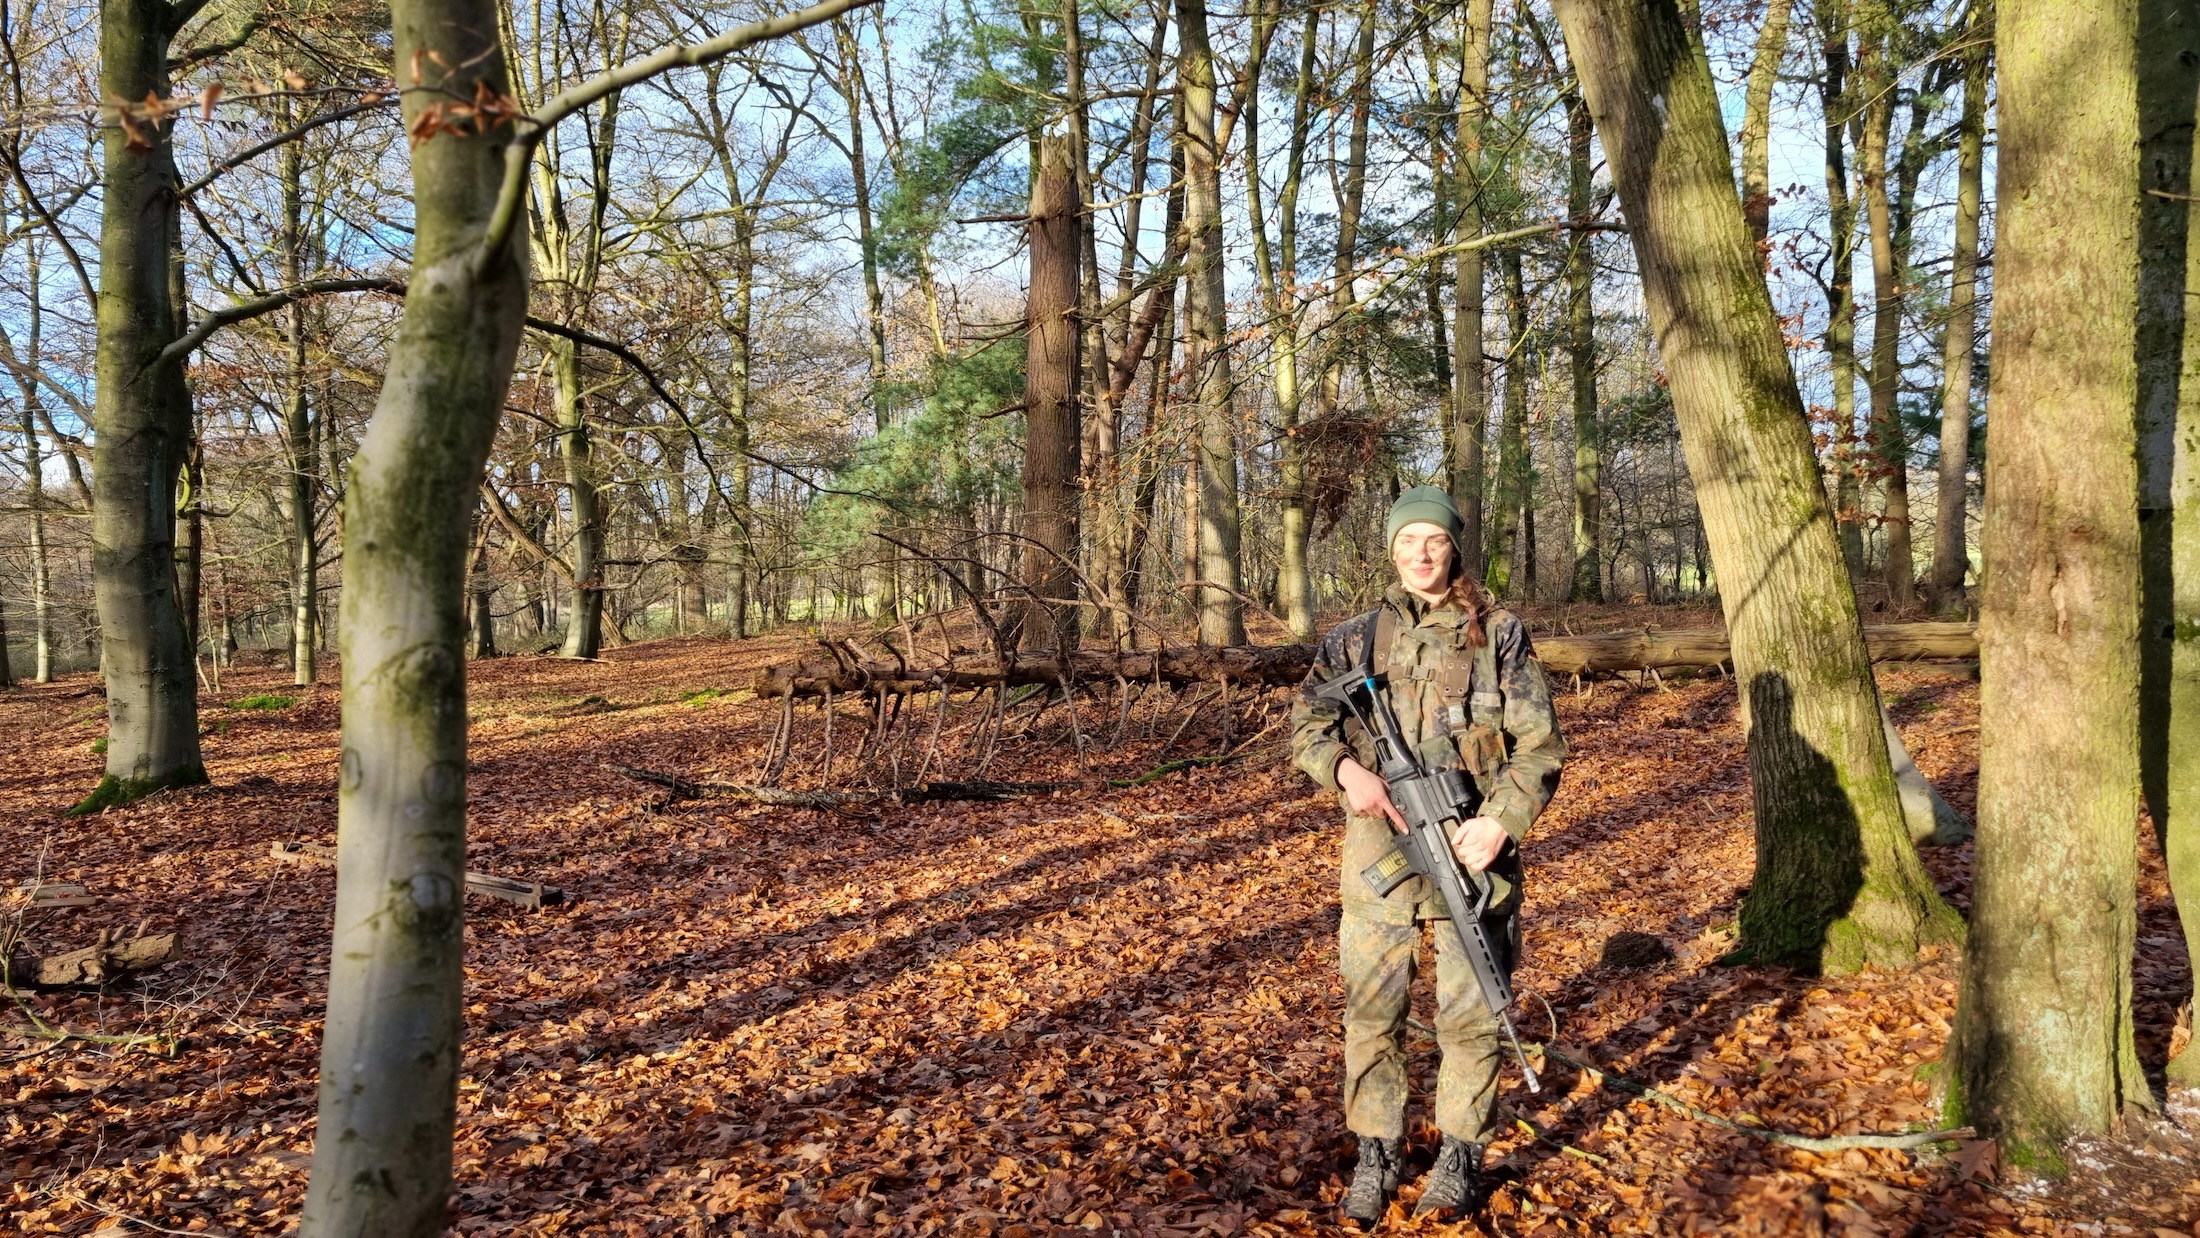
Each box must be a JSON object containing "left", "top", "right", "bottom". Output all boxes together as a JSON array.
[
  {"left": 1451, "top": 0, "right": 1495, "bottom": 565},
  {"left": 726, "top": 222, "right": 756, "bottom": 640},
  {"left": 2135, "top": 0, "right": 2200, "bottom": 1090},
  {"left": 1486, "top": 250, "right": 1529, "bottom": 596},
  {"left": 1566, "top": 89, "right": 1603, "bottom": 603},
  {"left": 80, "top": 0, "right": 206, "bottom": 811},
  {"left": 1019, "top": 135, "right": 1083, "bottom": 653},
  {"left": 1740, "top": 0, "right": 1795, "bottom": 246},
  {"left": 1551, "top": 0, "right": 1959, "bottom": 972},
  {"left": 552, "top": 339, "right": 604, "bottom": 657},
  {"left": 283, "top": 122, "right": 319, "bottom": 686},
  {"left": 1819, "top": 1, "right": 1867, "bottom": 578},
  {"left": 1251, "top": 0, "right": 1320, "bottom": 640},
  {"left": 1929, "top": 0, "right": 1989, "bottom": 615},
  {"left": 1858, "top": 28, "right": 1916, "bottom": 609},
  {"left": 1948, "top": 0, "right": 2155, "bottom": 1157},
  {"left": 17, "top": 247, "right": 54, "bottom": 681},
  {"left": 1177, "top": 0, "right": 1245, "bottom": 646},
  {"left": 299, "top": 1, "right": 529, "bottom": 1230}
]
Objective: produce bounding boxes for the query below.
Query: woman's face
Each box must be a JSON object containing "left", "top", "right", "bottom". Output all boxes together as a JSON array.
[{"left": 1391, "top": 522, "right": 1456, "bottom": 599}]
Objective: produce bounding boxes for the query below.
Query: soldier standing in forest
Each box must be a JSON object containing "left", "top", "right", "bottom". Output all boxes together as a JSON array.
[{"left": 1290, "top": 487, "right": 1567, "bottom": 1226}]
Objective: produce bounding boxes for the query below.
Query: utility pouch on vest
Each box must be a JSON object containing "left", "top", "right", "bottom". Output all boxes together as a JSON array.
[{"left": 1361, "top": 846, "right": 1418, "bottom": 898}]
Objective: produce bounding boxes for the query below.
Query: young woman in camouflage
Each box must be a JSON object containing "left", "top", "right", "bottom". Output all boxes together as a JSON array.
[{"left": 1289, "top": 486, "right": 1567, "bottom": 1226}]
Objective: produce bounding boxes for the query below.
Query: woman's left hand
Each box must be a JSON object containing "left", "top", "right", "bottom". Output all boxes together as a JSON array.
[{"left": 1448, "top": 816, "right": 1510, "bottom": 872}]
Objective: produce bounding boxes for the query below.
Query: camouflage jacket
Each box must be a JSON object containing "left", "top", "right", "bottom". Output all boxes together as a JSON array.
[{"left": 1290, "top": 586, "right": 1567, "bottom": 924}]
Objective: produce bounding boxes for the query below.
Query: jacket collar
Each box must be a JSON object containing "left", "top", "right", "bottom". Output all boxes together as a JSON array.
[{"left": 1383, "top": 583, "right": 1472, "bottom": 628}]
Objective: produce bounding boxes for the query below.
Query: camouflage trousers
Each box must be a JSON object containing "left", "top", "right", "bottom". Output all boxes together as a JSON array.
[{"left": 1339, "top": 911, "right": 1518, "bottom": 1144}]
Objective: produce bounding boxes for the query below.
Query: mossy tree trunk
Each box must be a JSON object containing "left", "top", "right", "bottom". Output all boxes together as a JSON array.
[
  {"left": 2136, "top": 0, "right": 2200, "bottom": 1091},
  {"left": 1565, "top": 88, "right": 1603, "bottom": 604},
  {"left": 81, "top": 0, "right": 206, "bottom": 811},
  {"left": 1550, "top": 0, "right": 1960, "bottom": 972},
  {"left": 1946, "top": 0, "right": 2156, "bottom": 1163},
  {"left": 1929, "top": 0, "right": 1989, "bottom": 615},
  {"left": 1018, "top": 134, "right": 1082, "bottom": 653},
  {"left": 1177, "top": 0, "right": 1246, "bottom": 647},
  {"left": 298, "top": 0, "right": 529, "bottom": 1227}
]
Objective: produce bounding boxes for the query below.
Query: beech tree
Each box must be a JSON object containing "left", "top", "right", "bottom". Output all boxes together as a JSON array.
[
  {"left": 1946, "top": 0, "right": 2153, "bottom": 1162},
  {"left": 77, "top": 0, "right": 208, "bottom": 810},
  {"left": 1550, "top": 0, "right": 1960, "bottom": 970},
  {"left": 299, "top": 0, "right": 869, "bottom": 1231}
]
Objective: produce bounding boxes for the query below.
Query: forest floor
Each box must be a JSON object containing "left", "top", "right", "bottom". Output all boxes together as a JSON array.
[{"left": 2, "top": 606, "right": 2195, "bottom": 1237}]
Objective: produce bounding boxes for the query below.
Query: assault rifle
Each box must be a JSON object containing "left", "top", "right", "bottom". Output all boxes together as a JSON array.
[{"left": 1309, "top": 613, "right": 1541, "bottom": 1093}]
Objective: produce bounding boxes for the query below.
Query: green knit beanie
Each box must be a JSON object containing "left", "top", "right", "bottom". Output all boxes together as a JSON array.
[{"left": 1385, "top": 485, "right": 1464, "bottom": 550}]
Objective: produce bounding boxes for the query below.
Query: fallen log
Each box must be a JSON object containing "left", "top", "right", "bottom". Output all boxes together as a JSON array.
[
  {"left": 268, "top": 840, "right": 566, "bottom": 909},
  {"left": 12, "top": 881, "right": 96, "bottom": 909},
  {"left": 608, "top": 753, "right": 1248, "bottom": 808},
  {"left": 8, "top": 929, "right": 176, "bottom": 988},
  {"left": 753, "top": 622, "right": 1979, "bottom": 698}
]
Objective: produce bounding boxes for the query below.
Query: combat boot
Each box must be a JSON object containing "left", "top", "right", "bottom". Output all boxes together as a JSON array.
[
  {"left": 1342, "top": 1135, "right": 1402, "bottom": 1229},
  {"left": 1411, "top": 1135, "right": 1484, "bottom": 1218}
]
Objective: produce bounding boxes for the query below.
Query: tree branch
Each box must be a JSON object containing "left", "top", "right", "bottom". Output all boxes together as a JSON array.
[
  {"left": 178, "top": 96, "right": 400, "bottom": 198},
  {"left": 476, "top": 0, "right": 880, "bottom": 273},
  {"left": 156, "top": 277, "right": 405, "bottom": 369}
]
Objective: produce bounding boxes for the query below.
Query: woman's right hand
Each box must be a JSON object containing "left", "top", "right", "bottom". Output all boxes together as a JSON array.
[{"left": 1337, "top": 757, "right": 1408, "bottom": 833}]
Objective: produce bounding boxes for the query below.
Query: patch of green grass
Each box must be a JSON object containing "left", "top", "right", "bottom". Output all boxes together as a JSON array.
[
  {"left": 89, "top": 737, "right": 107, "bottom": 755},
  {"left": 680, "top": 687, "right": 748, "bottom": 707},
  {"left": 231, "top": 694, "right": 297, "bottom": 711}
]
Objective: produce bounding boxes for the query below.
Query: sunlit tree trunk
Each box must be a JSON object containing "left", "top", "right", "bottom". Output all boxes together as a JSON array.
[
  {"left": 1551, "top": 0, "right": 1959, "bottom": 972},
  {"left": 1740, "top": 0, "right": 1795, "bottom": 246},
  {"left": 1451, "top": 0, "right": 1495, "bottom": 564},
  {"left": 80, "top": 0, "right": 206, "bottom": 811},
  {"left": 298, "top": 0, "right": 529, "bottom": 1229},
  {"left": 1858, "top": 25, "right": 1917, "bottom": 608},
  {"left": 1252, "top": 0, "right": 1320, "bottom": 640},
  {"left": 1018, "top": 134, "right": 1082, "bottom": 653},
  {"left": 16, "top": 248, "right": 54, "bottom": 682},
  {"left": 1485, "top": 250, "right": 1529, "bottom": 596},
  {"left": 1948, "top": 0, "right": 2155, "bottom": 1159},
  {"left": 1929, "top": 0, "right": 1990, "bottom": 615},
  {"left": 1818, "top": 0, "right": 1867, "bottom": 577},
  {"left": 282, "top": 121, "right": 320, "bottom": 686},
  {"left": 1565, "top": 89, "right": 1603, "bottom": 602},
  {"left": 2136, "top": 0, "right": 2200, "bottom": 1090},
  {"left": 1177, "top": 0, "right": 1245, "bottom": 646}
]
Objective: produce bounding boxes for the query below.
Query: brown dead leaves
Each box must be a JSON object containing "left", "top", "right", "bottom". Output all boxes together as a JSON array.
[{"left": 0, "top": 627, "right": 2192, "bottom": 1236}]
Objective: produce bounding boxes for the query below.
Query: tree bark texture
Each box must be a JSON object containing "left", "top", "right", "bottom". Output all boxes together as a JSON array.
[
  {"left": 1567, "top": 89, "right": 1603, "bottom": 603},
  {"left": 1451, "top": 0, "right": 1496, "bottom": 564},
  {"left": 1819, "top": 1, "right": 1868, "bottom": 577},
  {"left": 1018, "top": 135, "right": 1083, "bottom": 654},
  {"left": 298, "top": 0, "right": 530, "bottom": 1229},
  {"left": 1930, "top": 0, "right": 1990, "bottom": 615},
  {"left": 1486, "top": 250, "right": 1530, "bottom": 596},
  {"left": 18, "top": 250, "right": 54, "bottom": 682},
  {"left": 1177, "top": 0, "right": 1247, "bottom": 647},
  {"left": 81, "top": 0, "right": 206, "bottom": 810},
  {"left": 1947, "top": 0, "right": 2154, "bottom": 1163},
  {"left": 1550, "top": 0, "right": 1959, "bottom": 973},
  {"left": 1858, "top": 27, "right": 1917, "bottom": 609},
  {"left": 284, "top": 126, "right": 320, "bottom": 687},
  {"left": 1740, "top": 0, "right": 1795, "bottom": 246},
  {"left": 2136, "top": 0, "right": 2200, "bottom": 1089}
]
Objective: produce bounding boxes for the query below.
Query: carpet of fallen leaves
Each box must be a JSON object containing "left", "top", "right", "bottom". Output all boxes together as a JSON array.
[{"left": 3, "top": 611, "right": 2196, "bottom": 1237}]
